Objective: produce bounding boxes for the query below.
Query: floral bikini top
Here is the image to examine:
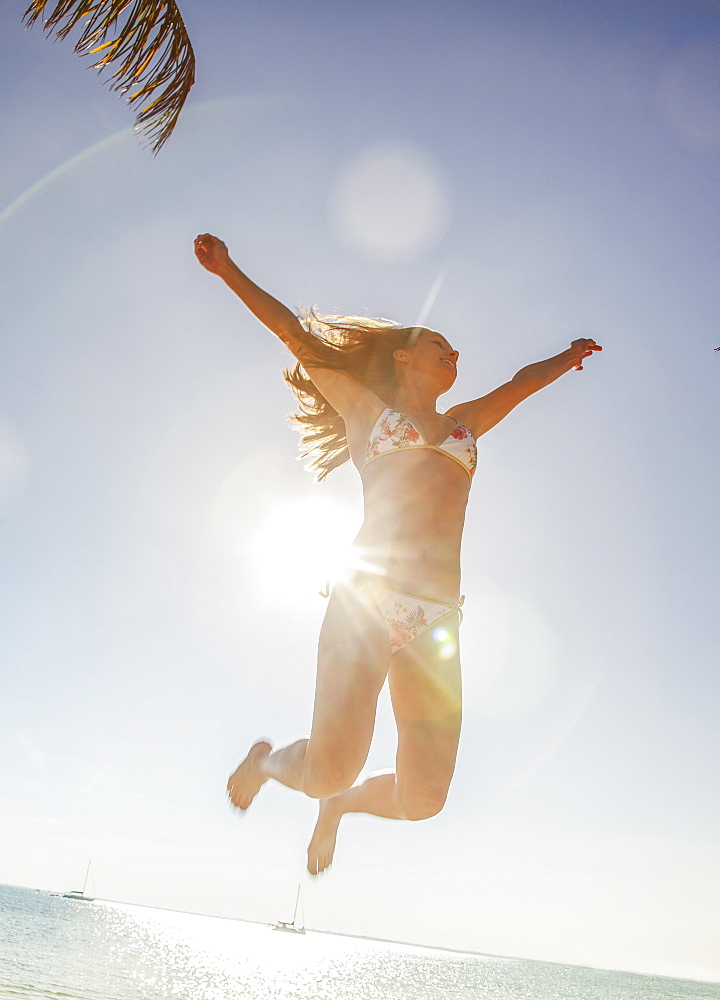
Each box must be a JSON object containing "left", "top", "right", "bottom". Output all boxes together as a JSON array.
[{"left": 363, "top": 407, "right": 477, "bottom": 479}]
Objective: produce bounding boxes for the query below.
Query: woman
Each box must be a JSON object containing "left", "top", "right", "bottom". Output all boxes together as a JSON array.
[{"left": 194, "top": 233, "right": 601, "bottom": 875}]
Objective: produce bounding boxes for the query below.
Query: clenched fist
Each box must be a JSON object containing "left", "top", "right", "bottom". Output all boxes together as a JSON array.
[{"left": 194, "top": 233, "right": 230, "bottom": 275}]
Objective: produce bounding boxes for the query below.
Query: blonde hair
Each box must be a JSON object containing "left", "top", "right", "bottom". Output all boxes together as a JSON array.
[{"left": 284, "top": 310, "right": 425, "bottom": 480}]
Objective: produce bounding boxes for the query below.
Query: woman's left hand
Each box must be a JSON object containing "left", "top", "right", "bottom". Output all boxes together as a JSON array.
[
  {"left": 569, "top": 338, "right": 602, "bottom": 370},
  {"left": 194, "top": 233, "right": 230, "bottom": 275}
]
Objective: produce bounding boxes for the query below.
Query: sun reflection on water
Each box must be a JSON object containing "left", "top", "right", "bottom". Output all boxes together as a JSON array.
[
  {"left": 94, "top": 900, "right": 475, "bottom": 999},
  {"left": 2, "top": 887, "right": 713, "bottom": 1000}
]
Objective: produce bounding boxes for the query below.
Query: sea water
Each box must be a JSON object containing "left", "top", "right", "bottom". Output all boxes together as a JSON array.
[{"left": 0, "top": 884, "right": 717, "bottom": 1000}]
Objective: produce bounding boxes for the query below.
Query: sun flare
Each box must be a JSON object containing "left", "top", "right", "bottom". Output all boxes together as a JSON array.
[{"left": 248, "top": 496, "right": 360, "bottom": 607}]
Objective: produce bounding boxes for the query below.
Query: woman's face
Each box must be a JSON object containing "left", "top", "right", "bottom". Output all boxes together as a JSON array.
[{"left": 399, "top": 329, "right": 459, "bottom": 387}]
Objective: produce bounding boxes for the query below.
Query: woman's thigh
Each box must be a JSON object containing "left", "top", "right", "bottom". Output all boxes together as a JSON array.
[
  {"left": 304, "top": 581, "right": 392, "bottom": 794},
  {"left": 388, "top": 614, "right": 462, "bottom": 811}
]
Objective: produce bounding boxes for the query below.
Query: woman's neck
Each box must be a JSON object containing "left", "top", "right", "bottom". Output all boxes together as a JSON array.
[{"left": 389, "top": 382, "right": 440, "bottom": 416}]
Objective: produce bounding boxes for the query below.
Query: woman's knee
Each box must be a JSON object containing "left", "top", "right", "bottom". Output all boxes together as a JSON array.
[
  {"left": 302, "top": 757, "right": 358, "bottom": 800},
  {"left": 399, "top": 784, "right": 449, "bottom": 821}
]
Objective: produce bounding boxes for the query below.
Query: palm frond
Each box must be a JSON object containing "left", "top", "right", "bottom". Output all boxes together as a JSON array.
[{"left": 24, "top": 0, "right": 195, "bottom": 154}]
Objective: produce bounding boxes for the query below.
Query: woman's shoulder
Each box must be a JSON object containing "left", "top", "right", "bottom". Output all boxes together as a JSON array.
[{"left": 307, "top": 366, "right": 387, "bottom": 423}]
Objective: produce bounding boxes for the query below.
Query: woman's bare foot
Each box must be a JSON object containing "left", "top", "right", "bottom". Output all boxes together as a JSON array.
[
  {"left": 307, "top": 797, "right": 343, "bottom": 875},
  {"left": 227, "top": 740, "right": 272, "bottom": 810}
]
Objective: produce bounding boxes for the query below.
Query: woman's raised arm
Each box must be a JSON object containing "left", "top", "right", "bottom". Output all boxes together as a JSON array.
[
  {"left": 193, "top": 234, "right": 381, "bottom": 422},
  {"left": 194, "top": 233, "right": 307, "bottom": 355},
  {"left": 448, "top": 338, "right": 602, "bottom": 438}
]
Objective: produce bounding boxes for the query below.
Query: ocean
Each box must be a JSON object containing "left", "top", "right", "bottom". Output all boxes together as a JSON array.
[{"left": 0, "top": 884, "right": 717, "bottom": 1000}]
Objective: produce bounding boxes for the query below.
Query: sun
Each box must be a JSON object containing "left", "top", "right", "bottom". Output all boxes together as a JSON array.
[{"left": 248, "top": 496, "right": 360, "bottom": 607}]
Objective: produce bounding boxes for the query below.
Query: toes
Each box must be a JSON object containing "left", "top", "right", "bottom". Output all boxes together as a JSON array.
[
  {"left": 226, "top": 787, "right": 243, "bottom": 810},
  {"left": 307, "top": 847, "right": 333, "bottom": 876}
]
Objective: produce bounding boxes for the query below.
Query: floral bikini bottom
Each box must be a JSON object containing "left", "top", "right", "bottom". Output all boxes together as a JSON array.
[
  {"left": 320, "top": 576, "right": 464, "bottom": 654},
  {"left": 362, "top": 580, "right": 464, "bottom": 654}
]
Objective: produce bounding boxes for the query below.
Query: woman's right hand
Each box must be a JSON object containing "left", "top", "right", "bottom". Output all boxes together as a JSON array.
[
  {"left": 568, "top": 338, "right": 602, "bottom": 371},
  {"left": 194, "top": 233, "right": 230, "bottom": 275}
]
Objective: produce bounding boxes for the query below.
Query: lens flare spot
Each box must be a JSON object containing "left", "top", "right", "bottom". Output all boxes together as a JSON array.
[
  {"left": 330, "top": 143, "right": 452, "bottom": 263},
  {"left": 433, "top": 626, "right": 457, "bottom": 660},
  {"left": 0, "top": 420, "right": 30, "bottom": 517},
  {"left": 658, "top": 41, "right": 720, "bottom": 148}
]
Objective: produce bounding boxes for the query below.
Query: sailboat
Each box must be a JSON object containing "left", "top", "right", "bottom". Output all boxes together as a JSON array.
[
  {"left": 272, "top": 884, "right": 305, "bottom": 934},
  {"left": 63, "top": 859, "right": 95, "bottom": 901}
]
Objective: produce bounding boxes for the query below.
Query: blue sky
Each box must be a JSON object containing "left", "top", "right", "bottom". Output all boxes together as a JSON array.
[{"left": 1, "top": 0, "right": 718, "bottom": 982}]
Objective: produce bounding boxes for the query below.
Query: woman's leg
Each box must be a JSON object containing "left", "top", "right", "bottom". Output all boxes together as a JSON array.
[
  {"left": 307, "top": 613, "right": 462, "bottom": 873},
  {"left": 227, "top": 579, "right": 392, "bottom": 808}
]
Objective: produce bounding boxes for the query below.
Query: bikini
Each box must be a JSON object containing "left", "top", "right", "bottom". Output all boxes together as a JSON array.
[
  {"left": 357, "top": 408, "right": 477, "bottom": 654},
  {"left": 363, "top": 407, "right": 477, "bottom": 479}
]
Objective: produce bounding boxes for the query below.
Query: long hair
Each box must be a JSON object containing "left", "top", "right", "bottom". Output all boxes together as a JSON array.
[{"left": 284, "top": 310, "right": 423, "bottom": 480}]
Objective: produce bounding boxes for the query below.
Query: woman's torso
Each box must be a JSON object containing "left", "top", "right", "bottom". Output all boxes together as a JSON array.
[{"left": 346, "top": 406, "right": 474, "bottom": 603}]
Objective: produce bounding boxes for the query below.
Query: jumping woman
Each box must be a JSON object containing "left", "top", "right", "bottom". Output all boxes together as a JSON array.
[{"left": 194, "top": 233, "right": 601, "bottom": 875}]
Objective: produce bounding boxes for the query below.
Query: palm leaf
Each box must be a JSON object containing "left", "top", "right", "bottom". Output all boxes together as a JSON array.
[{"left": 24, "top": 0, "right": 195, "bottom": 154}]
